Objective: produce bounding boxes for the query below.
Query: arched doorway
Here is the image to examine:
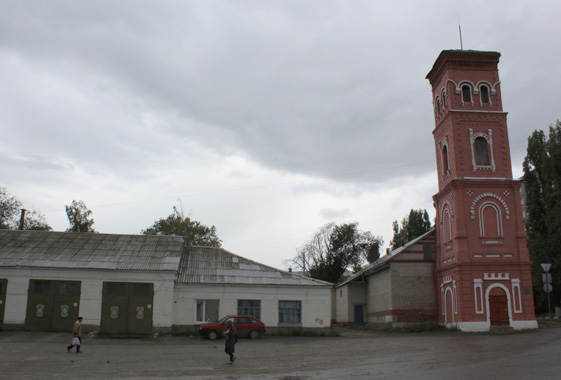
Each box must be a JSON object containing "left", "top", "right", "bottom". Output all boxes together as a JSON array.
[
  {"left": 444, "top": 287, "right": 454, "bottom": 326},
  {"left": 488, "top": 287, "right": 509, "bottom": 326}
]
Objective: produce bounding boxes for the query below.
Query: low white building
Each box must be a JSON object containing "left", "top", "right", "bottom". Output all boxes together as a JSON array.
[
  {"left": 173, "top": 246, "right": 333, "bottom": 334},
  {"left": 0, "top": 230, "right": 333, "bottom": 336},
  {"left": 0, "top": 230, "right": 182, "bottom": 334}
]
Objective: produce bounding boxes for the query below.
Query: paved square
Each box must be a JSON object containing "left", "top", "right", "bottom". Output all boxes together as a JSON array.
[{"left": 1, "top": 327, "right": 560, "bottom": 379}]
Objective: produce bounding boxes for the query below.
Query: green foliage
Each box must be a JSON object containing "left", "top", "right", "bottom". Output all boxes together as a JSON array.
[
  {"left": 523, "top": 121, "right": 561, "bottom": 313},
  {"left": 142, "top": 206, "right": 222, "bottom": 247},
  {"left": 291, "top": 222, "right": 383, "bottom": 284},
  {"left": 390, "top": 209, "right": 432, "bottom": 250},
  {"left": 65, "top": 200, "right": 95, "bottom": 232},
  {"left": 0, "top": 187, "right": 52, "bottom": 230}
]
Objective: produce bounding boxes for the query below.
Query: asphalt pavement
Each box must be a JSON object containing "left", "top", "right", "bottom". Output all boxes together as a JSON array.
[{"left": 1, "top": 326, "right": 560, "bottom": 380}]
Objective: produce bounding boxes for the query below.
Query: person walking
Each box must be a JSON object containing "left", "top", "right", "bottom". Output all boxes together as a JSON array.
[
  {"left": 224, "top": 319, "right": 238, "bottom": 364},
  {"left": 67, "top": 316, "right": 83, "bottom": 353}
]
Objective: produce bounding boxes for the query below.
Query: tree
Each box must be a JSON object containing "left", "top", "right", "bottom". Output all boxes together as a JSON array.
[
  {"left": 0, "top": 186, "right": 52, "bottom": 230},
  {"left": 290, "top": 222, "right": 383, "bottom": 284},
  {"left": 523, "top": 121, "right": 561, "bottom": 313},
  {"left": 390, "top": 209, "right": 432, "bottom": 250},
  {"left": 65, "top": 200, "right": 95, "bottom": 232},
  {"left": 142, "top": 206, "right": 222, "bottom": 247}
]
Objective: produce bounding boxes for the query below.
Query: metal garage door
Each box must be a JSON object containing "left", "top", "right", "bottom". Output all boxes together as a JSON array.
[
  {"left": 100, "top": 282, "right": 153, "bottom": 336},
  {"left": 0, "top": 279, "right": 7, "bottom": 329},
  {"left": 25, "top": 280, "right": 81, "bottom": 331}
]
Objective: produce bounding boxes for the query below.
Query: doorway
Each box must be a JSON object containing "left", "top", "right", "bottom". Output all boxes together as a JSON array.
[
  {"left": 489, "top": 287, "right": 509, "bottom": 326},
  {"left": 354, "top": 304, "right": 365, "bottom": 326}
]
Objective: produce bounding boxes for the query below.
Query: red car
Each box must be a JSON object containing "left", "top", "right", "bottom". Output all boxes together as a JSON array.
[{"left": 199, "top": 315, "right": 266, "bottom": 340}]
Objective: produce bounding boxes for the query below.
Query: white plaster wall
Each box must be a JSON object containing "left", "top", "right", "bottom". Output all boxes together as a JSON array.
[
  {"left": 335, "top": 285, "right": 350, "bottom": 323},
  {"left": 0, "top": 267, "right": 176, "bottom": 328},
  {"left": 173, "top": 284, "right": 332, "bottom": 328},
  {"left": 347, "top": 283, "right": 367, "bottom": 323}
]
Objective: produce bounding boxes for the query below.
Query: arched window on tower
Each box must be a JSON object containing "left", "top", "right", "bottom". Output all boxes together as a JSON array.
[
  {"left": 462, "top": 85, "right": 471, "bottom": 103},
  {"left": 475, "top": 137, "right": 489, "bottom": 166},
  {"left": 479, "top": 202, "right": 503, "bottom": 237},
  {"left": 441, "top": 144, "right": 450, "bottom": 177},
  {"left": 442, "top": 209, "right": 452, "bottom": 243},
  {"left": 480, "top": 85, "right": 490, "bottom": 104}
]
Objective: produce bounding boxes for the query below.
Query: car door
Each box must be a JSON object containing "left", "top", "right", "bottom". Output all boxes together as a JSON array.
[{"left": 235, "top": 317, "right": 251, "bottom": 337}]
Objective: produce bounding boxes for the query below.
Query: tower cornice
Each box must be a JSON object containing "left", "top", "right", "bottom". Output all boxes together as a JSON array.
[{"left": 426, "top": 50, "right": 501, "bottom": 87}]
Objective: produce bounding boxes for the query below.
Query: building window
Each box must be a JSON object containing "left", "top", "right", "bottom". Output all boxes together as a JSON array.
[
  {"left": 34, "top": 280, "right": 51, "bottom": 294},
  {"left": 475, "top": 137, "right": 489, "bottom": 165},
  {"left": 480, "top": 85, "right": 490, "bottom": 103},
  {"left": 196, "top": 300, "right": 219, "bottom": 323},
  {"left": 462, "top": 85, "right": 471, "bottom": 103},
  {"left": 133, "top": 283, "right": 150, "bottom": 297},
  {"left": 237, "top": 299, "right": 261, "bottom": 320},
  {"left": 106, "top": 282, "right": 126, "bottom": 296},
  {"left": 59, "top": 281, "right": 76, "bottom": 296},
  {"left": 443, "top": 209, "right": 452, "bottom": 243},
  {"left": 279, "top": 301, "right": 302, "bottom": 325},
  {"left": 441, "top": 144, "right": 450, "bottom": 177}
]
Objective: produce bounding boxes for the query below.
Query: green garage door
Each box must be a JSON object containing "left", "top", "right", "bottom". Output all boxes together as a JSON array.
[
  {"left": 100, "top": 282, "right": 153, "bottom": 336},
  {"left": 0, "top": 279, "right": 7, "bottom": 330},
  {"left": 25, "top": 280, "right": 81, "bottom": 331}
]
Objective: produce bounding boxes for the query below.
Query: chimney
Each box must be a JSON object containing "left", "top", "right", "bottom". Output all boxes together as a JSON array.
[
  {"left": 288, "top": 268, "right": 292, "bottom": 273},
  {"left": 18, "top": 209, "right": 26, "bottom": 230}
]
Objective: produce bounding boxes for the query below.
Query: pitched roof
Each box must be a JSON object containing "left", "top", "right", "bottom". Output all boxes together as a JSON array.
[
  {"left": 177, "top": 246, "right": 332, "bottom": 286},
  {"left": 335, "top": 229, "right": 436, "bottom": 288},
  {"left": 0, "top": 230, "right": 183, "bottom": 271}
]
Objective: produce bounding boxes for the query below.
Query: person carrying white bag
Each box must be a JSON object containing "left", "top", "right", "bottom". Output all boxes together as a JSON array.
[{"left": 67, "top": 317, "right": 83, "bottom": 353}]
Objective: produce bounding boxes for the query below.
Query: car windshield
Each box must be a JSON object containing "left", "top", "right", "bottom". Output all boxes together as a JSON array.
[{"left": 218, "top": 316, "right": 230, "bottom": 324}]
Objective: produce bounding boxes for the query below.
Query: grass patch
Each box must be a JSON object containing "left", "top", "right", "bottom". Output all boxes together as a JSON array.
[{"left": 537, "top": 317, "right": 561, "bottom": 329}]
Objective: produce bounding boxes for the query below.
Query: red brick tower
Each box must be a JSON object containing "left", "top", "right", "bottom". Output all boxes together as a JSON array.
[{"left": 426, "top": 50, "right": 537, "bottom": 331}]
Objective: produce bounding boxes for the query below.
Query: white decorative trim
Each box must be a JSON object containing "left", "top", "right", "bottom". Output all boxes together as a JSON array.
[
  {"left": 478, "top": 201, "right": 503, "bottom": 237},
  {"left": 474, "top": 279, "right": 484, "bottom": 314},
  {"left": 443, "top": 285, "right": 455, "bottom": 323},
  {"left": 484, "top": 273, "right": 510, "bottom": 280},
  {"left": 442, "top": 275, "right": 452, "bottom": 284},
  {"left": 456, "top": 321, "right": 490, "bottom": 332},
  {"left": 453, "top": 280, "right": 457, "bottom": 315},
  {"left": 469, "top": 128, "right": 496, "bottom": 172},
  {"left": 439, "top": 138, "right": 450, "bottom": 179},
  {"left": 439, "top": 201, "right": 453, "bottom": 243},
  {"left": 510, "top": 320, "right": 538, "bottom": 330},
  {"left": 485, "top": 283, "right": 513, "bottom": 327},
  {"left": 470, "top": 193, "right": 510, "bottom": 220},
  {"left": 511, "top": 279, "right": 522, "bottom": 313}
]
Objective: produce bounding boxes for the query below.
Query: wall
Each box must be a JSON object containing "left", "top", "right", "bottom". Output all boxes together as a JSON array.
[
  {"left": 0, "top": 267, "right": 176, "bottom": 332},
  {"left": 391, "top": 262, "right": 437, "bottom": 323},
  {"left": 366, "top": 268, "right": 392, "bottom": 323},
  {"left": 173, "top": 283, "right": 332, "bottom": 333}
]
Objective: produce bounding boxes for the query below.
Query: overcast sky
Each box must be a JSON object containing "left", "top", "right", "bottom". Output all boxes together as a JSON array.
[{"left": 1, "top": 1, "right": 559, "bottom": 269}]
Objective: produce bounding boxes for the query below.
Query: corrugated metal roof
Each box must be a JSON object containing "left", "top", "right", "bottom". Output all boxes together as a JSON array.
[
  {"left": 176, "top": 246, "right": 332, "bottom": 287},
  {"left": 0, "top": 230, "right": 184, "bottom": 272}
]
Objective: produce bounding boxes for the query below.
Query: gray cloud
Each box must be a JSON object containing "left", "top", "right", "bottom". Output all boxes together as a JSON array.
[{"left": 1, "top": 1, "right": 559, "bottom": 268}]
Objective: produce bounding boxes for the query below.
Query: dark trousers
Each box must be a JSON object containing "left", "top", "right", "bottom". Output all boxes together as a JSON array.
[{"left": 67, "top": 337, "right": 81, "bottom": 352}]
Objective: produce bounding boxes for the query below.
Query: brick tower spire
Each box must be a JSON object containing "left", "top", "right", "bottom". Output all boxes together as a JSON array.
[{"left": 426, "top": 50, "right": 537, "bottom": 331}]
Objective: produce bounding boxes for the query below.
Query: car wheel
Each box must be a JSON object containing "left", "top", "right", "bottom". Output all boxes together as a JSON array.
[
  {"left": 208, "top": 330, "right": 218, "bottom": 340},
  {"left": 249, "top": 330, "right": 259, "bottom": 339}
]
